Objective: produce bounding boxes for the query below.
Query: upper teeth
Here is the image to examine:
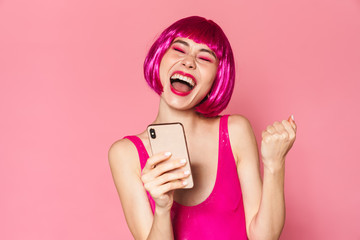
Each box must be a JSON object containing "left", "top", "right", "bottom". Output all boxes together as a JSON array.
[{"left": 170, "top": 73, "right": 196, "bottom": 87}]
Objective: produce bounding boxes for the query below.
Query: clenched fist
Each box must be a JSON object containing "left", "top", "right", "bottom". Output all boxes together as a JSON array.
[{"left": 261, "top": 116, "right": 297, "bottom": 171}]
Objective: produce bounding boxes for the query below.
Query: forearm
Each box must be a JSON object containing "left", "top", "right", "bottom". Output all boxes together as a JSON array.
[
  {"left": 146, "top": 208, "right": 174, "bottom": 240},
  {"left": 249, "top": 161, "right": 286, "bottom": 240}
]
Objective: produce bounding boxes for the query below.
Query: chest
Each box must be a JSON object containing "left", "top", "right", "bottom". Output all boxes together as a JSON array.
[{"left": 173, "top": 133, "right": 220, "bottom": 206}]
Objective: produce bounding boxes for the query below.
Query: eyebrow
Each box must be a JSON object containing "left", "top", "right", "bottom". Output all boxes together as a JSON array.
[{"left": 172, "top": 39, "right": 217, "bottom": 59}]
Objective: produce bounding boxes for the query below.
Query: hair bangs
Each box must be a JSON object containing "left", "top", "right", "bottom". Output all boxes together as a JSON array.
[{"left": 173, "top": 20, "right": 225, "bottom": 61}]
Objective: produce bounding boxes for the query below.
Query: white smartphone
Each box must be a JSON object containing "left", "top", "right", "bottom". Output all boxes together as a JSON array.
[{"left": 147, "top": 123, "right": 194, "bottom": 189}]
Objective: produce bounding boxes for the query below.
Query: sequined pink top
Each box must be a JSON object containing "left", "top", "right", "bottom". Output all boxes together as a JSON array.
[{"left": 124, "top": 115, "right": 248, "bottom": 239}]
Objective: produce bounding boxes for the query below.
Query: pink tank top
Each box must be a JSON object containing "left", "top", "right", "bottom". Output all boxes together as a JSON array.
[{"left": 124, "top": 115, "right": 248, "bottom": 239}]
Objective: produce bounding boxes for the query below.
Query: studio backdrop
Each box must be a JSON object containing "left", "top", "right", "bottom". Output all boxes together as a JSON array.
[{"left": 1, "top": 0, "right": 359, "bottom": 239}]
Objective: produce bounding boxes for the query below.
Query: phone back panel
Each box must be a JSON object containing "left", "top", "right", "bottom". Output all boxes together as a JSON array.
[{"left": 147, "top": 123, "right": 194, "bottom": 188}]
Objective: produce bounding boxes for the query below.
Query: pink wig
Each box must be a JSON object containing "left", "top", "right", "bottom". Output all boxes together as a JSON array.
[{"left": 144, "top": 16, "right": 235, "bottom": 117}]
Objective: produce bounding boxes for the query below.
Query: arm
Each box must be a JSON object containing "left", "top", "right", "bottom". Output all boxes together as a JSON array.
[
  {"left": 108, "top": 139, "right": 189, "bottom": 240},
  {"left": 228, "top": 115, "right": 296, "bottom": 240}
]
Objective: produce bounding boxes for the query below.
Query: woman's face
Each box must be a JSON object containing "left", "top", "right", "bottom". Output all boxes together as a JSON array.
[{"left": 159, "top": 37, "right": 218, "bottom": 111}]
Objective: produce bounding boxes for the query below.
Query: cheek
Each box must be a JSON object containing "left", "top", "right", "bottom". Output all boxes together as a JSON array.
[
  {"left": 159, "top": 57, "right": 170, "bottom": 82},
  {"left": 203, "top": 67, "right": 218, "bottom": 94},
  {"left": 159, "top": 54, "right": 175, "bottom": 74},
  {"left": 204, "top": 66, "right": 218, "bottom": 84}
]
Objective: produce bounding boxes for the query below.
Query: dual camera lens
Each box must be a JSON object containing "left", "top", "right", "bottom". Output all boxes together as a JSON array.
[{"left": 149, "top": 128, "right": 156, "bottom": 139}]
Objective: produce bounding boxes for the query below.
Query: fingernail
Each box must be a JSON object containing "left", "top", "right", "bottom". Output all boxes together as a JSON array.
[
  {"left": 182, "top": 181, "right": 188, "bottom": 185},
  {"left": 164, "top": 152, "right": 171, "bottom": 157},
  {"left": 288, "top": 115, "right": 295, "bottom": 122},
  {"left": 184, "top": 170, "right": 190, "bottom": 175},
  {"left": 180, "top": 159, "right": 186, "bottom": 164}
]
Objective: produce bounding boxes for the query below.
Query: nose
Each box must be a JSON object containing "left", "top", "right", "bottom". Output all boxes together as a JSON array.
[{"left": 181, "top": 55, "right": 196, "bottom": 69}]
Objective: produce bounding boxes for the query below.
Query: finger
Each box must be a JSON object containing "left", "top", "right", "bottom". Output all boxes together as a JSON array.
[
  {"left": 273, "top": 121, "right": 285, "bottom": 133},
  {"left": 156, "top": 179, "right": 188, "bottom": 196},
  {"left": 287, "top": 115, "right": 294, "bottom": 122},
  {"left": 151, "top": 158, "right": 187, "bottom": 178},
  {"left": 152, "top": 170, "right": 190, "bottom": 187},
  {"left": 262, "top": 130, "right": 268, "bottom": 139},
  {"left": 262, "top": 131, "right": 271, "bottom": 143},
  {"left": 288, "top": 115, "right": 297, "bottom": 132},
  {"left": 143, "top": 152, "right": 172, "bottom": 173},
  {"left": 266, "top": 125, "right": 276, "bottom": 134},
  {"left": 282, "top": 120, "right": 296, "bottom": 140},
  {"left": 143, "top": 170, "right": 190, "bottom": 196},
  {"left": 292, "top": 122, "right": 297, "bottom": 133}
]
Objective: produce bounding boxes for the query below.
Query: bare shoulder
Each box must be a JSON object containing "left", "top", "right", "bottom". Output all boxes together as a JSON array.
[
  {"left": 108, "top": 138, "right": 141, "bottom": 175},
  {"left": 227, "top": 114, "right": 258, "bottom": 164},
  {"left": 109, "top": 138, "right": 137, "bottom": 157},
  {"left": 227, "top": 114, "right": 255, "bottom": 139}
]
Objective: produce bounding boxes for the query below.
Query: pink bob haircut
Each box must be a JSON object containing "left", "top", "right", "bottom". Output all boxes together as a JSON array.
[{"left": 144, "top": 16, "right": 235, "bottom": 117}]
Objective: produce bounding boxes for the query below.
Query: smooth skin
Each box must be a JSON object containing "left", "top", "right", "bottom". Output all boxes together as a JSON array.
[{"left": 109, "top": 38, "right": 297, "bottom": 240}]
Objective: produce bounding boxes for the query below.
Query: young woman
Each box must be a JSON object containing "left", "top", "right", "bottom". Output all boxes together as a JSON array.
[{"left": 109, "top": 16, "right": 297, "bottom": 240}]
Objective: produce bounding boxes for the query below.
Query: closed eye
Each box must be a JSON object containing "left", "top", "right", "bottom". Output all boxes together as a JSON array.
[
  {"left": 198, "top": 56, "right": 212, "bottom": 62},
  {"left": 172, "top": 47, "right": 185, "bottom": 53}
]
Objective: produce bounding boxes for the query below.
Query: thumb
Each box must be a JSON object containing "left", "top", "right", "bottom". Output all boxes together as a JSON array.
[{"left": 288, "top": 115, "right": 297, "bottom": 132}]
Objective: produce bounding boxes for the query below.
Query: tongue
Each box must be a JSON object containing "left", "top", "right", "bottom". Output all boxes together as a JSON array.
[{"left": 172, "top": 82, "right": 191, "bottom": 93}]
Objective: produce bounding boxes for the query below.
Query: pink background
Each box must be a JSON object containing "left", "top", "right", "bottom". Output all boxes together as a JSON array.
[{"left": 1, "top": 0, "right": 359, "bottom": 239}]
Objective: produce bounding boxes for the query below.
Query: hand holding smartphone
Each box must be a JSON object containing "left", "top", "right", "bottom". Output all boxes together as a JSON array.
[{"left": 147, "top": 123, "right": 194, "bottom": 189}]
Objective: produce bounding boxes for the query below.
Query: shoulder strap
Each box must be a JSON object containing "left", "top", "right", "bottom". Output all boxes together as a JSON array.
[
  {"left": 218, "top": 114, "right": 237, "bottom": 171},
  {"left": 123, "top": 135, "right": 149, "bottom": 170},
  {"left": 219, "top": 115, "right": 230, "bottom": 135}
]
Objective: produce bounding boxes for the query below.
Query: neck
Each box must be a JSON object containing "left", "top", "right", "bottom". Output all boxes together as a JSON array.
[{"left": 153, "top": 99, "right": 205, "bottom": 131}]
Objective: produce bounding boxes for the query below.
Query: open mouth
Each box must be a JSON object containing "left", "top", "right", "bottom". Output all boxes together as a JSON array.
[{"left": 170, "top": 72, "right": 196, "bottom": 95}]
